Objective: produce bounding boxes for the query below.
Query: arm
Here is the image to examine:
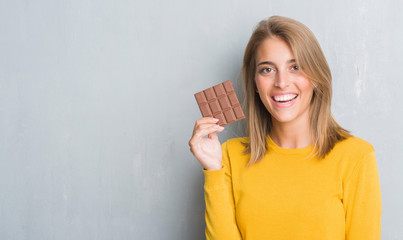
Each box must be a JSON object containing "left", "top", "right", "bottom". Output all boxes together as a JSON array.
[
  {"left": 343, "top": 151, "right": 382, "bottom": 239},
  {"left": 203, "top": 141, "right": 242, "bottom": 240}
]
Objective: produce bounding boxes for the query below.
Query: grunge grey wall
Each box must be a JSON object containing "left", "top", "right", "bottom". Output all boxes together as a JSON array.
[{"left": 0, "top": 0, "right": 402, "bottom": 239}]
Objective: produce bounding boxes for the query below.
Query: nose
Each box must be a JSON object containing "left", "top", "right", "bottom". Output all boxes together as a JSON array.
[{"left": 274, "top": 70, "right": 289, "bottom": 89}]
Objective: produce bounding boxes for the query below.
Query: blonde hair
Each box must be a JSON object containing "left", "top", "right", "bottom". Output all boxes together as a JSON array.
[{"left": 242, "top": 16, "right": 350, "bottom": 166}]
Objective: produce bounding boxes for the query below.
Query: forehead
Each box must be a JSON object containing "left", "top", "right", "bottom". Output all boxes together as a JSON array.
[{"left": 256, "top": 37, "right": 295, "bottom": 63}]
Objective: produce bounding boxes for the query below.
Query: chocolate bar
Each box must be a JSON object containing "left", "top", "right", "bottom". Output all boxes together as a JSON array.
[{"left": 194, "top": 80, "right": 245, "bottom": 126}]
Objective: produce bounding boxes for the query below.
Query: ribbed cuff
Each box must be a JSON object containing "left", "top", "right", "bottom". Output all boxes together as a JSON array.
[{"left": 203, "top": 166, "right": 225, "bottom": 187}]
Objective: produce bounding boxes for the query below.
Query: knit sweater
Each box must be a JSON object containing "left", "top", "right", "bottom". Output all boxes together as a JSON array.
[{"left": 203, "top": 135, "right": 382, "bottom": 240}]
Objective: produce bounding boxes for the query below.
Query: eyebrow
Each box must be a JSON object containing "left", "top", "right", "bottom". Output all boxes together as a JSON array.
[{"left": 257, "top": 59, "right": 296, "bottom": 67}]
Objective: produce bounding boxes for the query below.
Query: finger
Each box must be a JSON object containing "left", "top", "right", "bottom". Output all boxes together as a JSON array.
[
  {"left": 195, "top": 117, "right": 219, "bottom": 126},
  {"left": 193, "top": 118, "right": 219, "bottom": 135},
  {"left": 196, "top": 124, "right": 224, "bottom": 138},
  {"left": 193, "top": 121, "right": 220, "bottom": 136},
  {"left": 208, "top": 132, "right": 218, "bottom": 141},
  {"left": 196, "top": 123, "right": 220, "bottom": 131},
  {"left": 190, "top": 124, "right": 220, "bottom": 146},
  {"left": 209, "top": 125, "right": 224, "bottom": 140},
  {"left": 192, "top": 124, "right": 213, "bottom": 137}
]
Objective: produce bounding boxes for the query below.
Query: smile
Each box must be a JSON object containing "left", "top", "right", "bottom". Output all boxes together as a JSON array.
[
  {"left": 271, "top": 94, "right": 298, "bottom": 108},
  {"left": 272, "top": 94, "right": 298, "bottom": 103}
]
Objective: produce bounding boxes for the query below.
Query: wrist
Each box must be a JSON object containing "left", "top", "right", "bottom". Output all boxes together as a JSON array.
[{"left": 204, "top": 164, "right": 222, "bottom": 171}]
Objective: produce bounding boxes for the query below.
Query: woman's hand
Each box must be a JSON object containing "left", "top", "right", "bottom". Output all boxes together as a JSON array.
[{"left": 189, "top": 117, "right": 224, "bottom": 171}]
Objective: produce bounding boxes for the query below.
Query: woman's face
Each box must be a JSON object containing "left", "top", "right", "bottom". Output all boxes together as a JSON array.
[{"left": 255, "top": 37, "right": 313, "bottom": 127}]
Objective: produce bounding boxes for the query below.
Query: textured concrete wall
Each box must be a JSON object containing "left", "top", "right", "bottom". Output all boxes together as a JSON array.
[{"left": 0, "top": 0, "right": 402, "bottom": 239}]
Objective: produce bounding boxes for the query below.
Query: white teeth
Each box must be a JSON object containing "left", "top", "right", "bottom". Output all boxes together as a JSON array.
[{"left": 273, "top": 94, "right": 297, "bottom": 102}]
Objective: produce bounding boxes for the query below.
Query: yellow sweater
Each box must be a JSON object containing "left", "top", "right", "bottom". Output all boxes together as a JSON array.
[{"left": 203, "top": 136, "right": 382, "bottom": 240}]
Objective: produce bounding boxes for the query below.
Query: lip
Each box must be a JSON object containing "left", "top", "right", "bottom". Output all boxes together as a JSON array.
[{"left": 271, "top": 93, "right": 298, "bottom": 108}]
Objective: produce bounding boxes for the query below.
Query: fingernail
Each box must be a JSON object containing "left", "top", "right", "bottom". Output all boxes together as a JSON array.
[{"left": 213, "top": 118, "right": 219, "bottom": 122}]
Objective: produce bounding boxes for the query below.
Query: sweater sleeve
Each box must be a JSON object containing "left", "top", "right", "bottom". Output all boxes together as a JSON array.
[
  {"left": 202, "top": 141, "right": 242, "bottom": 240},
  {"left": 343, "top": 150, "right": 382, "bottom": 240}
]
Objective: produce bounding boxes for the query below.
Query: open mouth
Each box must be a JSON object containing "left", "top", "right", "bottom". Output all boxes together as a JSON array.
[{"left": 272, "top": 94, "right": 298, "bottom": 104}]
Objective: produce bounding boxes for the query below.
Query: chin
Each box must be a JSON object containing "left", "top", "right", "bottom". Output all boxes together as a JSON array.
[{"left": 269, "top": 112, "right": 299, "bottom": 124}]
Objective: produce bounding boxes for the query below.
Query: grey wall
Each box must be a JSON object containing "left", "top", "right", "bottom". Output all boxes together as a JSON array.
[{"left": 0, "top": 0, "right": 402, "bottom": 239}]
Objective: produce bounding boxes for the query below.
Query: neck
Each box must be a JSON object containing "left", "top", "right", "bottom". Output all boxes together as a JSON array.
[{"left": 270, "top": 117, "right": 313, "bottom": 149}]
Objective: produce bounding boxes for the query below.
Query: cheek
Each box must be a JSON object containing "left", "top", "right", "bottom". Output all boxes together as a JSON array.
[
  {"left": 255, "top": 75, "right": 268, "bottom": 92},
  {"left": 298, "top": 77, "right": 313, "bottom": 94},
  {"left": 254, "top": 75, "right": 260, "bottom": 88},
  {"left": 301, "top": 84, "right": 314, "bottom": 104}
]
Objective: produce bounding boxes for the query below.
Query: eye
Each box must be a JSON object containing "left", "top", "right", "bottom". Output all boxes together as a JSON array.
[
  {"left": 259, "top": 67, "right": 273, "bottom": 74},
  {"left": 291, "top": 65, "right": 299, "bottom": 71}
]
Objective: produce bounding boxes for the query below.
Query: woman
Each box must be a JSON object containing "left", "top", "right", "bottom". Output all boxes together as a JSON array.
[{"left": 189, "top": 16, "right": 382, "bottom": 240}]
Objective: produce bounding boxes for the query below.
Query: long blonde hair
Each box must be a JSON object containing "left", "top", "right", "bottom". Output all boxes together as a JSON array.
[{"left": 242, "top": 16, "right": 350, "bottom": 166}]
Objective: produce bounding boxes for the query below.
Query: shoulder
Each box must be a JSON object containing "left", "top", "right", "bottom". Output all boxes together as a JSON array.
[
  {"left": 332, "top": 136, "right": 375, "bottom": 157},
  {"left": 221, "top": 137, "right": 250, "bottom": 165},
  {"left": 331, "top": 137, "right": 380, "bottom": 189},
  {"left": 222, "top": 137, "right": 249, "bottom": 153},
  {"left": 327, "top": 136, "right": 376, "bottom": 174}
]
